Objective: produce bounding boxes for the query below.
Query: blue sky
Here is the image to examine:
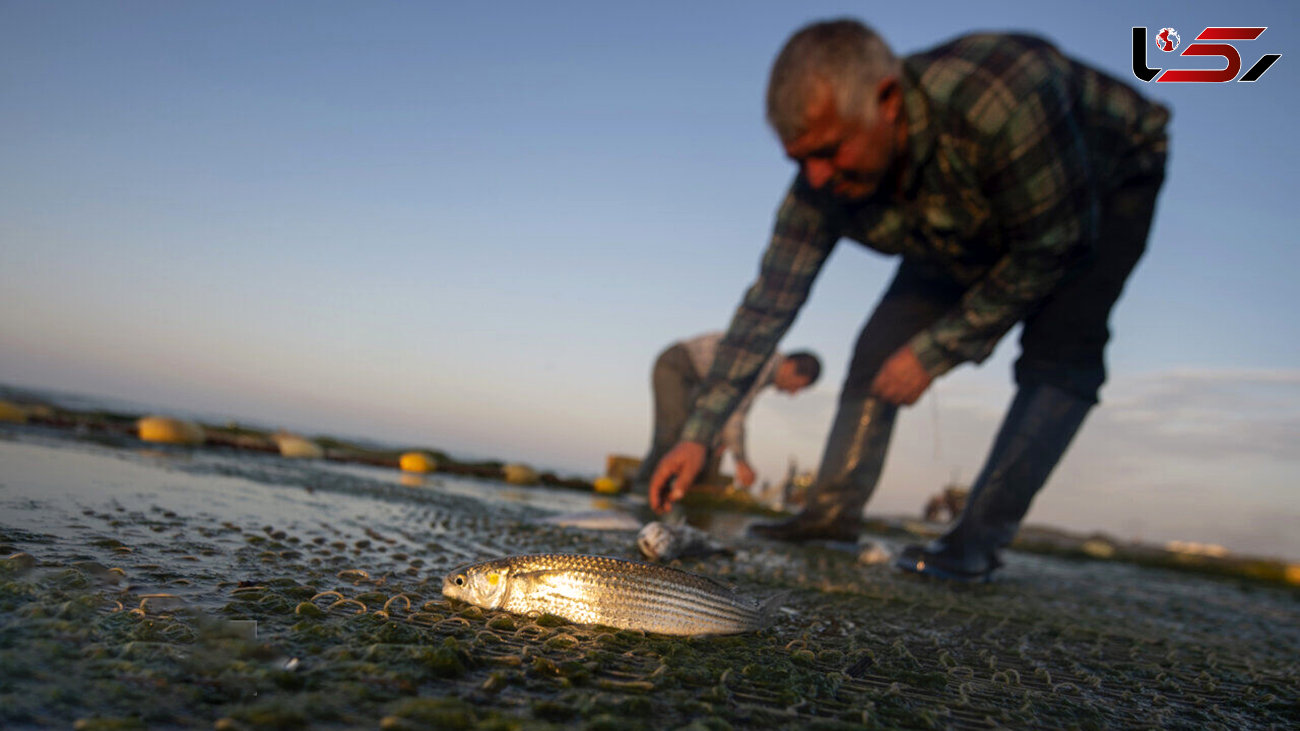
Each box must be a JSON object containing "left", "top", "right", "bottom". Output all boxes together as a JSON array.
[{"left": 2, "top": 2, "right": 1297, "bottom": 558}]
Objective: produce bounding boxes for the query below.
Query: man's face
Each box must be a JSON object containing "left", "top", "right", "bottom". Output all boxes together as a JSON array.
[
  {"left": 774, "top": 363, "right": 812, "bottom": 394},
  {"left": 783, "top": 78, "right": 903, "bottom": 201}
]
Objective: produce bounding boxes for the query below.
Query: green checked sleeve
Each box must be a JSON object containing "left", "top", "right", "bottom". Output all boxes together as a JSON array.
[
  {"left": 909, "top": 56, "right": 1097, "bottom": 377},
  {"left": 680, "top": 178, "right": 839, "bottom": 445}
]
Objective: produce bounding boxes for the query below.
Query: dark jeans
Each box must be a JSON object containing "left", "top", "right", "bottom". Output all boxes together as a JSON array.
[
  {"left": 841, "top": 173, "right": 1165, "bottom": 404},
  {"left": 633, "top": 344, "right": 722, "bottom": 490}
]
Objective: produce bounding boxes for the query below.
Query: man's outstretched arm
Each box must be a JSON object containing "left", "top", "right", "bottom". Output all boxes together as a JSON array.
[{"left": 651, "top": 178, "right": 838, "bottom": 513}]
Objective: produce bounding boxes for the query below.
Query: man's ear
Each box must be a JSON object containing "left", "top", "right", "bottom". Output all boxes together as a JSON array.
[{"left": 876, "top": 77, "right": 902, "bottom": 123}]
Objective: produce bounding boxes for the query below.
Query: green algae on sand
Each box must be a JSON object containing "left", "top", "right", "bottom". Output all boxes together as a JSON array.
[{"left": 1, "top": 429, "right": 1298, "bottom": 729}]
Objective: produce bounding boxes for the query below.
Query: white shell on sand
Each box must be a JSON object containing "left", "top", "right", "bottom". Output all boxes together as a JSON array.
[{"left": 857, "top": 540, "right": 894, "bottom": 566}]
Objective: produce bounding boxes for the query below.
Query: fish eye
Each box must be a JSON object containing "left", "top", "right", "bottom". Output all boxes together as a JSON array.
[{"left": 454, "top": 575, "right": 465, "bottom": 586}]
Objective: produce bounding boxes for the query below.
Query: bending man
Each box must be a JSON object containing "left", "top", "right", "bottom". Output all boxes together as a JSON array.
[{"left": 649, "top": 20, "right": 1169, "bottom": 581}]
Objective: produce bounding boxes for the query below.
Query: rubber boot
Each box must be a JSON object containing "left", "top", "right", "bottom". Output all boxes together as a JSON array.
[
  {"left": 750, "top": 397, "right": 896, "bottom": 542},
  {"left": 896, "top": 384, "right": 1093, "bottom": 581}
]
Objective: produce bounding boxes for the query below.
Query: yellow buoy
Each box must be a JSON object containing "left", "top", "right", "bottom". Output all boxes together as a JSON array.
[
  {"left": 399, "top": 451, "right": 439, "bottom": 473},
  {"left": 502, "top": 463, "right": 539, "bottom": 485},
  {"left": 137, "top": 415, "right": 206, "bottom": 445},
  {"left": 1285, "top": 564, "right": 1300, "bottom": 586},
  {"left": 592, "top": 476, "right": 624, "bottom": 494},
  {"left": 0, "top": 401, "right": 29, "bottom": 424},
  {"left": 274, "top": 433, "right": 324, "bottom": 459}
]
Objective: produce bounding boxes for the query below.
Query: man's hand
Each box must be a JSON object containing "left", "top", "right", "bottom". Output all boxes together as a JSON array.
[
  {"left": 649, "top": 441, "right": 706, "bottom": 514},
  {"left": 734, "top": 460, "right": 756, "bottom": 488},
  {"left": 870, "top": 345, "right": 933, "bottom": 405}
]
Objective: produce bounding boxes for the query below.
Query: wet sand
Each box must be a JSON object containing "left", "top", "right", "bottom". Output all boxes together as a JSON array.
[{"left": 1, "top": 425, "right": 1297, "bottom": 729}]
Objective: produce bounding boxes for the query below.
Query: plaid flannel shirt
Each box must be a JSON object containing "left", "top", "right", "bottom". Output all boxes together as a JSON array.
[{"left": 682, "top": 33, "right": 1169, "bottom": 445}]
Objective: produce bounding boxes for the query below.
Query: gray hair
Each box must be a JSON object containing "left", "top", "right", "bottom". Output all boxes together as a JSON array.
[{"left": 766, "top": 19, "right": 901, "bottom": 142}]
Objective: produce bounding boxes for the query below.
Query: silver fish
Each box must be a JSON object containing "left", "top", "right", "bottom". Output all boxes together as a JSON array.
[
  {"left": 636, "top": 521, "right": 728, "bottom": 562},
  {"left": 441, "top": 553, "right": 781, "bottom": 636}
]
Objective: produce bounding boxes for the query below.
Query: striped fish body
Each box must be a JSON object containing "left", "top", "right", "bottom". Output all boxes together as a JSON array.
[{"left": 442, "top": 553, "right": 778, "bottom": 636}]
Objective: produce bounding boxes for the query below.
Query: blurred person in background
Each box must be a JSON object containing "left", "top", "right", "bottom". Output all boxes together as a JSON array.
[{"left": 633, "top": 331, "right": 820, "bottom": 494}]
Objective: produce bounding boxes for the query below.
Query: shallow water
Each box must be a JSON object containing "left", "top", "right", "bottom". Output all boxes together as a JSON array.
[
  {"left": 0, "top": 427, "right": 637, "bottom": 612},
  {"left": 315, "top": 459, "right": 623, "bottom": 516}
]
